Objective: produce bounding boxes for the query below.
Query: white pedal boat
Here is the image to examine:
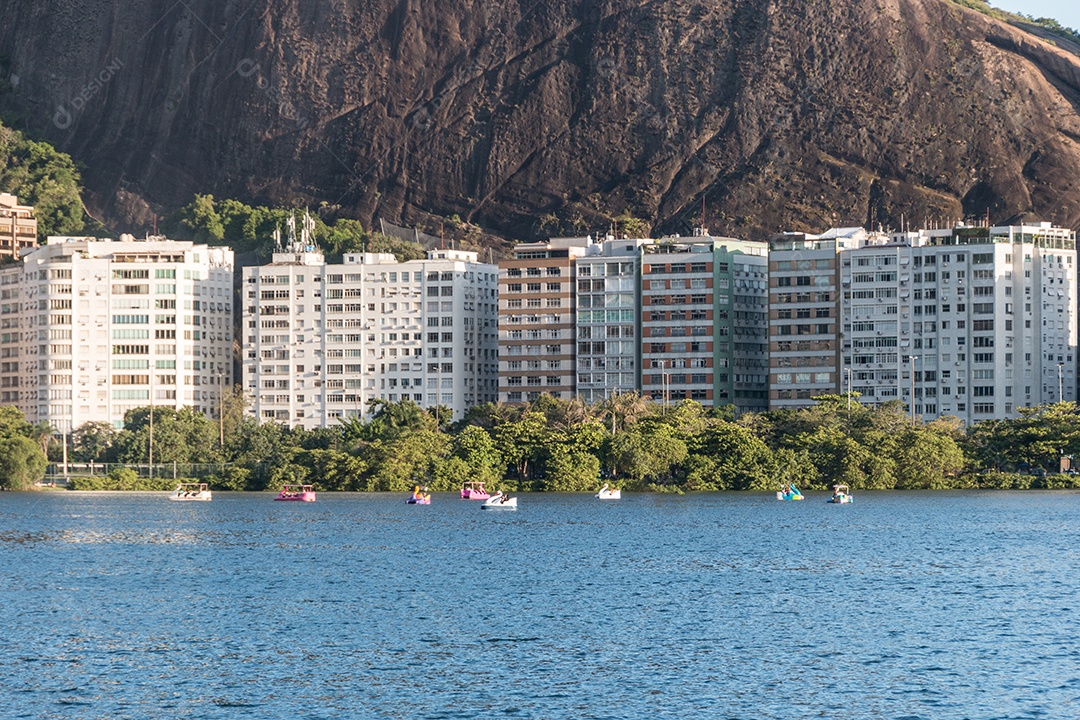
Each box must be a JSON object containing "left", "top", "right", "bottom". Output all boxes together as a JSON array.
[{"left": 481, "top": 491, "right": 517, "bottom": 510}]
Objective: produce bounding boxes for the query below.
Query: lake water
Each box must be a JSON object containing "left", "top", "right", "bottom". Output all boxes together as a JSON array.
[{"left": 2, "top": 491, "right": 1079, "bottom": 719}]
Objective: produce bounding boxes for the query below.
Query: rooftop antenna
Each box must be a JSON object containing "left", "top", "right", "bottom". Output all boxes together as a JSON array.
[
  {"left": 701, "top": 195, "right": 706, "bottom": 232},
  {"left": 285, "top": 212, "right": 297, "bottom": 248},
  {"left": 301, "top": 209, "right": 317, "bottom": 251}
]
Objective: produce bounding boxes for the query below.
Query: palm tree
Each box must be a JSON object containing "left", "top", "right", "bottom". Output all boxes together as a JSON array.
[
  {"left": 29, "top": 421, "right": 55, "bottom": 458},
  {"left": 598, "top": 391, "right": 650, "bottom": 434}
]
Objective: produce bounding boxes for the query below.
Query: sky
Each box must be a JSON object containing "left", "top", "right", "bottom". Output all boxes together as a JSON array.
[{"left": 992, "top": 1, "right": 1080, "bottom": 31}]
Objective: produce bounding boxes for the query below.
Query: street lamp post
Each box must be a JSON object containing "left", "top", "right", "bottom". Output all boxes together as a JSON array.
[
  {"left": 845, "top": 366, "right": 852, "bottom": 412},
  {"left": 1058, "top": 362, "right": 1064, "bottom": 404},
  {"left": 661, "top": 359, "right": 669, "bottom": 413},
  {"left": 148, "top": 369, "right": 154, "bottom": 478},
  {"left": 909, "top": 355, "right": 919, "bottom": 427},
  {"left": 217, "top": 372, "right": 225, "bottom": 449}
]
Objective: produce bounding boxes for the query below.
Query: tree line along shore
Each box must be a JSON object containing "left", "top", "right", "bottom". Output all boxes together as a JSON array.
[{"left": 4, "top": 393, "right": 1080, "bottom": 492}]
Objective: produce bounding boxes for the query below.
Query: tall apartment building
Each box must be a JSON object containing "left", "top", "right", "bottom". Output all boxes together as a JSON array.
[
  {"left": 0, "top": 193, "right": 37, "bottom": 260},
  {"left": 243, "top": 235, "right": 498, "bottom": 428},
  {"left": 498, "top": 237, "right": 588, "bottom": 404},
  {"left": 575, "top": 239, "right": 647, "bottom": 404},
  {"left": 840, "top": 222, "right": 1076, "bottom": 423},
  {"left": 0, "top": 235, "right": 234, "bottom": 432},
  {"left": 641, "top": 233, "right": 769, "bottom": 413},
  {"left": 768, "top": 228, "right": 865, "bottom": 410},
  {"left": 499, "top": 232, "right": 770, "bottom": 413}
]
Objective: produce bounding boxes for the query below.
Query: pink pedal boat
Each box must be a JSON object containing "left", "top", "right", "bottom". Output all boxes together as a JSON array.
[
  {"left": 274, "top": 484, "right": 316, "bottom": 502},
  {"left": 460, "top": 481, "right": 491, "bottom": 500}
]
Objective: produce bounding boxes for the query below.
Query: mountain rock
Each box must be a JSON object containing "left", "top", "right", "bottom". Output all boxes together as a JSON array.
[{"left": 0, "top": 0, "right": 1078, "bottom": 240}]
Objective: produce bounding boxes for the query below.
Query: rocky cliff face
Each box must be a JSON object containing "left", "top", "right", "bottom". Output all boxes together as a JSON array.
[{"left": 1, "top": 0, "right": 1078, "bottom": 240}]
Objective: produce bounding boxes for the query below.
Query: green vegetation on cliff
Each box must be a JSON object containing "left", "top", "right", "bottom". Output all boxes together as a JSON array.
[
  {"left": 0, "top": 120, "right": 85, "bottom": 238},
  {"left": 950, "top": 1, "right": 1080, "bottom": 46},
  {"left": 163, "top": 194, "right": 425, "bottom": 263}
]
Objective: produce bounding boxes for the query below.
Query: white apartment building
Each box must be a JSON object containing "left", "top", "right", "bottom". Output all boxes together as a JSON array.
[
  {"left": 840, "top": 222, "right": 1076, "bottom": 423},
  {"left": 243, "top": 238, "right": 498, "bottom": 428},
  {"left": 0, "top": 235, "right": 234, "bottom": 432}
]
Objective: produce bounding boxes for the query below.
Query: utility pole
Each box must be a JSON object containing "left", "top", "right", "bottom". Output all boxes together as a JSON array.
[
  {"left": 845, "top": 367, "right": 852, "bottom": 412},
  {"left": 1059, "top": 362, "right": 1064, "bottom": 404},
  {"left": 661, "top": 359, "right": 669, "bottom": 414},
  {"left": 218, "top": 371, "right": 225, "bottom": 449},
  {"left": 148, "top": 369, "right": 154, "bottom": 478}
]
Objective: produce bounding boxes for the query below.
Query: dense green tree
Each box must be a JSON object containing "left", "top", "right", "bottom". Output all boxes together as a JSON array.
[
  {"left": 111, "top": 406, "right": 223, "bottom": 464},
  {"left": 229, "top": 418, "right": 284, "bottom": 471},
  {"left": 611, "top": 213, "right": 650, "bottom": 238},
  {"left": 0, "top": 406, "right": 47, "bottom": 489},
  {"left": 0, "top": 436, "right": 47, "bottom": 489},
  {"left": 0, "top": 405, "right": 32, "bottom": 438},
  {"left": 542, "top": 443, "right": 601, "bottom": 491},
  {"left": 895, "top": 429, "right": 966, "bottom": 489},
  {"left": 321, "top": 218, "right": 367, "bottom": 261},
  {"left": 456, "top": 401, "right": 520, "bottom": 431},
  {"left": 71, "top": 421, "right": 118, "bottom": 462},
  {"left": 494, "top": 411, "right": 550, "bottom": 486},
  {"left": 451, "top": 425, "right": 504, "bottom": 485},
  {"left": 297, "top": 448, "right": 366, "bottom": 491},
  {"left": 28, "top": 421, "right": 54, "bottom": 457},
  {"left": 177, "top": 194, "right": 225, "bottom": 244},
  {"left": 962, "top": 403, "right": 1080, "bottom": 473},
  {"left": 361, "top": 430, "right": 450, "bottom": 491},
  {"left": 362, "top": 398, "right": 438, "bottom": 442},
  {"left": 0, "top": 121, "right": 85, "bottom": 237},
  {"left": 209, "top": 465, "right": 252, "bottom": 491},
  {"left": 596, "top": 391, "right": 651, "bottom": 435},
  {"left": 609, "top": 422, "right": 687, "bottom": 487},
  {"left": 659, "top": 400, "right": 710, "bottom": 438},
  {"left": 796, "top": 426, "right": 873, "bottom": 489},
  {"left": 684, "top": 421, "right": 775, "bottom": 491}
]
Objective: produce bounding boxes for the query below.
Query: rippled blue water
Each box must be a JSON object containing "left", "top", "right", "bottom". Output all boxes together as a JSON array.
[{"left": 2, "top": 490, "right": 1079, "bottom": 719}]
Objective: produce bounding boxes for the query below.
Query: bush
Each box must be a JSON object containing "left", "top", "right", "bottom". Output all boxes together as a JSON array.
[
  {"left": 975, "top": 471, "right": 1030, "bottom": 490},
  {"left": 69, "top": 470, "right": 178, "bottom": 491},
  {"left": 1032, "top": 473, "right": 1080, "bottom": 490},
  {"left": 209, "top": 466, "right": 251, "bottom": 491}
]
